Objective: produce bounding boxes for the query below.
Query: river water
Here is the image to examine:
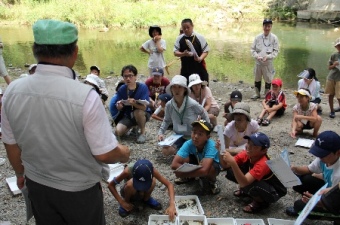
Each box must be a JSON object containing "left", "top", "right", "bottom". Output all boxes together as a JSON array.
[{"left": 1, "top": 21, "right": 339, "bottom": 88}]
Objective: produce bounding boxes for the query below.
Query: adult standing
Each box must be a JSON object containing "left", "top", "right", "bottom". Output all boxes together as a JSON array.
[
  {"left": 0, "top": 36, "right": 11, "bottom": 85},
  {"left": 251, "top": 19, "right": 279, "bottom": 99},
  {"left": 2, "top": 19, "right": 130, "bottom": 225},
  {"left": 174, "top": 18, "right": 210, "bottom": 84}
]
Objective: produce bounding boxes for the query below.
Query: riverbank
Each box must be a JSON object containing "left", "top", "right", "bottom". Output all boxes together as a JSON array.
[
  {"left": 0, "top": 0, "right": 276, "bottom": 29},
  {"left": 0, "top": 72, "right": 339, "bottom": 224}
]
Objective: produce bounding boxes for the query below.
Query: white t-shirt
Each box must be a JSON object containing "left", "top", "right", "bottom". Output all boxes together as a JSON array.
[
  {"left": 189, "top": 86, "right": 219, "bottom": 109},
  {"left": 308, "top": 157, "right": 340, "bottom": 188},
  {"left": 223, "top": 119, "right": 259, "bottom": 148},
  {"left": 141, "top": 39, "right": 166, "bottom": 69}
]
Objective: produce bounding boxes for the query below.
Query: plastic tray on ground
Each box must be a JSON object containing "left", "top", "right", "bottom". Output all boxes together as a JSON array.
[
  {"left": 178, "top": 215, "right": 207, "bottom": 225},
  {"left": 267, "top": 218, "right": 295, "bottom": 225},
  {"left": 175, "top": 195, "right": 204, "bottom": 215},
  {"left": 5, "top": 176, "right": 21, "bottom": 195},
  {"left": 148, "top": 214, "right": 177, "bottom": 225},
  {"left": 207, "top": 217, "right": 235, "bottom": 225},
  {"left": 235, "top": 218, "right": 265, "bottom": 225}
]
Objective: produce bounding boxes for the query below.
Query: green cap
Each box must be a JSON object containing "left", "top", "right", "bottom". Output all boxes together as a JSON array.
[{"left": 33, "top": 19, "right": 78, "bottom": 45}]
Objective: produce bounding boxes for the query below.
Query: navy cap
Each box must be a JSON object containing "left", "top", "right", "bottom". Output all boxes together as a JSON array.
[
  {"left": 158, "top": 93, "right": 172, "bottom": 103},
  {"left": 152, "top": 67, "right": 164, "bottom": 76},
  {"left": 230, "top": 90, "right": 242, "bottom": 101},
  {"left": 263, "top": 19, "right": 273, "bottom": 25},
  {"left": 244, "top": 132, "right": 270, "bottom": 148},
  {"left": 309, "top": 131, "right": 340, "bottom": 158},
  {"left": 132, "top": 159, "right": 154, "bottom": 191}
]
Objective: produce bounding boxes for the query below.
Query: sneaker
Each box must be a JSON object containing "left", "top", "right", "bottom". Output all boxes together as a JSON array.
[
  {"left": 330, "top": 112, "right": 335, "bottom": 118},
  {"left": 335, "top": 107, "right": 340, "bottom": 112},
  {"left": 136, "top": 134, "right": 146, "bottom": 144},
  {"left": 285, "top": 206, "right": 299, "bottom": 217},
  {"left": 144, "top": 197, "right": 162, "bottom": 210},
  {"left": 251, "top": 95, "right": 260, "bottom": 100},
  {"left": 118, "top": 206, "right": 130, "bottom": 218},
  {"left": 209, "top": 181, "right": 221, "bottom": 195}
]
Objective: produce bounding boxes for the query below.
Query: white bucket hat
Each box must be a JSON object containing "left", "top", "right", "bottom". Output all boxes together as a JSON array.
[
  {"left": 84, "top": 74, "right": 100, "bottom": 88},
  {"left": 166, "top": 75, "right": 190, "bottom": 96},
  {"left": 188, "top": 74, "right": 208, "bottom": 88},
  {"left": 231, "top": 102, "right": 251, "bottom": 121}
]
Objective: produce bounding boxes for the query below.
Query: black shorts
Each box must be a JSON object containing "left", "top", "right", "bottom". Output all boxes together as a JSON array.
[
  {"left": 188, "top": 154, "right": 221, "bottom": 175},
  {"left": 311, "top": 98, "right": 321, "bottom": 104},
  {"left": 118, "top": 111, "right": 151, "bottom": 128}
]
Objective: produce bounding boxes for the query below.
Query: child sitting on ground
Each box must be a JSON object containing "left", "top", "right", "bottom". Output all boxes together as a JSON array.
[
  {"left": 223, "top": 90, "right": 242, "bottom": 126},
  {"left": 108, "top": 159, "right": 176, "bottom": 220},
  {"left": 290, "top": 88, "right": 322, "bottom": 138},
  {"left": 220, "top": 132, "right": 287, "bottom": 213},
  {"left": 151, "top": 93, "right": 172, "bottom": 121},
  {"left": 297, "top": 68, "right": 322, "bottom": 114},
  {"left": 257, "top": 78, "right": 286, "bottom": 126},
  {"left": 286, "top": 131, "right": 340, "bottom": 222},
  {"left": 170, "top": 120, "right": 221, "bottom": 195},
  {"left": 223, "top": 102, "right": 259, "bottom": 156}
]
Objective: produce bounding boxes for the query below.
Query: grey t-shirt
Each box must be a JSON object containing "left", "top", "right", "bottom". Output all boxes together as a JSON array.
[{"left": 327, "top": 52, "right": 340, "bottom": 81}]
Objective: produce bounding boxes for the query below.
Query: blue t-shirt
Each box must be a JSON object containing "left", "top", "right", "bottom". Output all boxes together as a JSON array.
[
  {"left": 177, "top": 139, "right": 219, "bottom": 163},
  {"left": 115, "top": 82, "right": 151, "bottom": 116}
]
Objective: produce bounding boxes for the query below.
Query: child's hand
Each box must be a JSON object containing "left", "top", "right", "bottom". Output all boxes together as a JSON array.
[
  {"left": 222, "top": 151, "right": 235, "bottom": 164},
  {"left": 165, "top": 205, "right": 177, "bottom": 221},
  {"left": 290, "top": 130, "right": 296, "bottom": 139},
  {"left": 153, "top": 35, "right": 162, "bottom": 42},
  {"left": 158, "top": 134, "right": 164, "bottom": 141},
  {"left": 121, "top": 201, "right": 134, "bottom": 212},
  {"left": 215, "top": 139, "right": 221, "bottom": 151},
  {"left": 301, "top": 191, "right": 313, "bottom": 203}
]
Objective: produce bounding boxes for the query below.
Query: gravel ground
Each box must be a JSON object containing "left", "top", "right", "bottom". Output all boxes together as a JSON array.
[{"left": 0, "top": 72, "right": 339, "bottom": 225}]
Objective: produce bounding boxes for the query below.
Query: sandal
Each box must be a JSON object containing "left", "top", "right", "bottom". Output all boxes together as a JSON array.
[
  {"left": 261, "top": 118, "right": 270, "bottom": 126},
  {"left": 256, "top": 117, "right": 263, "bottom": 125},
  {"left": 242, "top": 200, "right": 269, "bottom": 213}
]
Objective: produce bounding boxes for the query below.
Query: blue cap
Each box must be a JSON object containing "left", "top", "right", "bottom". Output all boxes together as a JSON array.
[
  {"left": 132, "top": 159, "right": 154, "bottom": 191},
  {"left": 309, "top": 131, "right": 340, "bottom": 158},
  {"left": 152, "top": 67, "right": 164, "bottom": 76},
  {"left": 158, "top": 93, "right": 172, "bottom": 103},
  {"left": 244, "top": 132, "right": 270, "bottom": 148}
]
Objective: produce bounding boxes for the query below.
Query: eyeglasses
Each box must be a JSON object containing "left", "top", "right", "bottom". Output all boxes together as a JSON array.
[{"left": 123, "top": 74, "right": 135, "bottom": 79}]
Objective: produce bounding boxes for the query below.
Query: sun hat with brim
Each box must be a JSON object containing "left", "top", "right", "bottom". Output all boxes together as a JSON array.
[
  {"left": 244, "top": 132, "right": 270, "bottom": 148},
  {"left": 294, "top": 89, "right": 311, "bottom": 99},
  {"left": 84, "top": 74, "right": 100, "bottom": 88},
  {"left": 166, "top": 75, "right": 190, "bottom": 96},
  {"left": 33, "top": 19, "right": 78, "bottom": 45},
  {"left": 231, "top": 102, "right": 251, "bottom": 121},
  {"left": 334, "top": 38, "right": 340, "bottom": 47},
  {"left": 191, "top": 119, "right": 213, "bottom": 133},
  {"left": 132, "top": 159, "right": 154, "bottom": 191},
  {"left": 309, "top": 131, "right": 340, "bottom": 158},
  {"left": 188, "top": 74, "right": 208, "bottom": 88}
]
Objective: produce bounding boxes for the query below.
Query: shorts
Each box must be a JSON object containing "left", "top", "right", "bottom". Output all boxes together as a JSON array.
[
  {"left": 325, "top": 80, "right": 340, "bottom": 99},
  {"left": 208, "top": 107, "right": 220, "bottom": 117},
  {"left": 253, "top": 63, "right": 274, "bottom": 83},
  {"left": 118, "top": 111, "right": 151, "bottom": 128},
  {"left": 275, "top": 106, "right": 285, "bottom": 117},
  {"left": 173, "top": 137, "right": 187, "bottom": 151},
  {"left": 188, "top": 154, "right": 221, "bottom": 176},
  {"left": 302, "top": 121, "right": 313, "bottom": 130}
]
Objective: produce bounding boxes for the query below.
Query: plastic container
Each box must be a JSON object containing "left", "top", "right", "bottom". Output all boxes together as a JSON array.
[
  {"left": 148, "top": 214, "right": 177, "bottom": 225},
  {"left": 235, "top": 218, "right": 265, "bottom": 225},
  {"left": 178, "top": 215, "right": 207, "bottom": 225},
  {"left": 267, "top": 218, "right": 295, "bottom": 225},
  {"left": 6, "top": 176, "right": 21, "bottom": 195},
  {"left": 175, "top": 195, "right": 204, "bottom": 215},
  {"left": 206, "top": 217, "right": 235, "bottom": 225}
]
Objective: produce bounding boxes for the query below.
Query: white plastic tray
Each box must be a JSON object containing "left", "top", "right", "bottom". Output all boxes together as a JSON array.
[
  {"left": 107, "top": 163, "right": 124, "bottom": 182},
  {"left": 175, "top": 195, "right": 204, "bottom": 215},
  {"left": 148, "top": 214, "right": 177, "bottom": 225},
  {"left": 267, "top": 218, "right": 295, "bottom": 225},
  {"left": 178, "top": 215, "right": 207, "bottom": 225},
  {"left": 235, "top": 218, "right": 265, "bottom": 225},
  {"left": 207, "top": 217, "right": 235, "bottom": 225},
  {"left": 5, "top": 176, "right": 21, "bottom": 195}
]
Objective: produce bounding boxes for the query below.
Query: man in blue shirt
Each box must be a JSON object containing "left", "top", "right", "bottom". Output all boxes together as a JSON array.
[
  {"left": 170, "top": 120, "right": 220, "bottom": 195},
  {"left": 114, "top": 65, "right": 151, "bottom": 144}
]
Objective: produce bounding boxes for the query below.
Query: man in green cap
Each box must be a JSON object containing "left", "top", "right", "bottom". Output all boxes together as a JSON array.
[{"left": 2, "top": 19, "right": 130, "bottom": 225}]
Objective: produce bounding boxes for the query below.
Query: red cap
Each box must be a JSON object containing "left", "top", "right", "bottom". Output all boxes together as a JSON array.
[{"left": 271, "top": 78, "right": 282, "bottom": 87}]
